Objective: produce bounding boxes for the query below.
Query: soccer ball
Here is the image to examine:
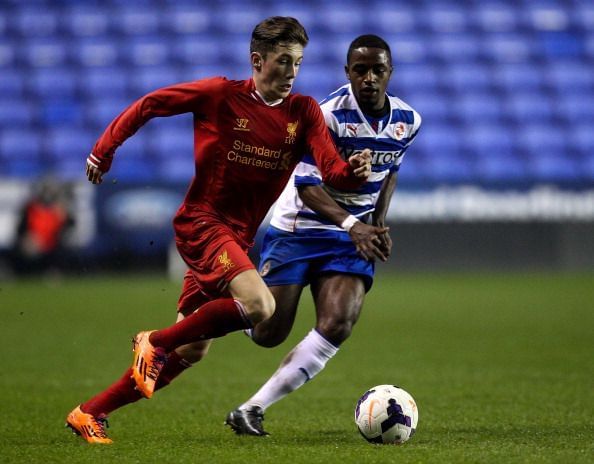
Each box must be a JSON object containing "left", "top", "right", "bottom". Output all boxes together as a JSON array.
[{"left": 354, "top": 384, "right": 418, "bottom": 445}]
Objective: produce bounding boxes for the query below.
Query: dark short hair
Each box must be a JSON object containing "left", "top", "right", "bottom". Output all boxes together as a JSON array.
[
  {"left": 250, "top": 16, "right": 309, "bottom": 57},
  {"left": 347, "top": 34, "right": 392, "bottom": 65}
]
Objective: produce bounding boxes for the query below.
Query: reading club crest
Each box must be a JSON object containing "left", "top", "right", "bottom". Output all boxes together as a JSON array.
[{"left": 394, "top": 122, "right": 406, "bottom": 141}]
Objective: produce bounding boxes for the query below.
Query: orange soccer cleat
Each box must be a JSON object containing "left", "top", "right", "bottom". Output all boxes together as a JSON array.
[
  {"left": 65, "top": 405, "right": 113, "bottom": 444},
  {"left": 131, "top": 330, "right": 167, "bottom": 399}
]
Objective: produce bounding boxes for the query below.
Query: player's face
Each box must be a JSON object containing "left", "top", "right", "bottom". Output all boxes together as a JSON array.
[
  {"left": 252, "top": 43, "right": 304, "bottom": 102},
  {"left": 346, "top": 47, "right": 392, "bottom": 113}
]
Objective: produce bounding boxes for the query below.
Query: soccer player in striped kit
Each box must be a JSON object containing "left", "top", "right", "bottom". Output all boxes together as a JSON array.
[
  {"left": 66, "top": 17, "right": 379, "bottom": 444},
  {"left": 225, "top": 34, "right": 422, "bottom": 436}
]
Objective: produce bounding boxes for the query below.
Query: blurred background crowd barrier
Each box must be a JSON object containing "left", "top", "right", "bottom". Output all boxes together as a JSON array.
[{"left": 0, "top": 0, "right": 593, "bottom": 275}]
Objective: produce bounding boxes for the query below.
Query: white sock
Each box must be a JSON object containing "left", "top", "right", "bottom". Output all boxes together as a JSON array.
[{"left": 240, "top": 329, "right": 339, "bottom": 411}]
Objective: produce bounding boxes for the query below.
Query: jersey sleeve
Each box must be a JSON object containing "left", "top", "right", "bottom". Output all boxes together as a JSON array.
[
  {"left": 89, "top": 77, "right": 224, "bottom": 172},
  {"left": 391, "top": 110, "right": 422, "bottom": 174},
  {"left": 302, "top": 98, "right": 365, "bottom": 191}
]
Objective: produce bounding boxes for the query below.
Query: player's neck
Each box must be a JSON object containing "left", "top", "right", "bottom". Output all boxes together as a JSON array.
[
  {"left": 361, "top": 98, "right": 390, "bottom": 118},
  {"left": 253, "top": 89, "right": 284, "bottom": 107}
]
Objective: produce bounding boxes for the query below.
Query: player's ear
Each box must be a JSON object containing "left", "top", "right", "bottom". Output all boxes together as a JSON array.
[
  {"left": 344, "top": 65, "right": 350, "bottom": 80},
  {"left": 251, "top": 52, "right": 263, "bottom": 71}
]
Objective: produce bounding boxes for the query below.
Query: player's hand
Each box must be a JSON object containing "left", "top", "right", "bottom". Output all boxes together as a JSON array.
[
  {"left": 348, "top": 149, "right": 372, "bottom": 179},
  {"left": 86, "top": 158, "right": 104, "bottom": 184},
  {"left": 373, "top": 219, "right": 393, "bottom": 258},
  {"left": 348, "top": 221, "right": 390, "bottom": 262}
]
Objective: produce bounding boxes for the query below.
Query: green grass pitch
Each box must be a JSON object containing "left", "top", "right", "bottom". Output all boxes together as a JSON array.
[{"left": 1, "top": 272, "right": 593, "bottom": 463}]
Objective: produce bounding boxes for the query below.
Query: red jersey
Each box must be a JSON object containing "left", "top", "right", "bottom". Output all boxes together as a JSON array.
[{"left": 91, "top": 77, "right": 363, "bottom": 247}]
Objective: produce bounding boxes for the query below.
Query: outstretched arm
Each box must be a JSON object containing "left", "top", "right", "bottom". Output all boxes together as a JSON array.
[{"left": 297, "top": 184, "right": 389, "bottom": 262}]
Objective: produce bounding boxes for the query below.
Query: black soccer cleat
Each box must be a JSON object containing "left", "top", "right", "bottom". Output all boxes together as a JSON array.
[{"left": 225, "top": 406, "right": 270, "bottom": 436}]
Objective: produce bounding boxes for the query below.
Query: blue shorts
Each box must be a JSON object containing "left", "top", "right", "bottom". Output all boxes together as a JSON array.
[{"left": 258, "top": 226, "right": 375, "bottom": 292}]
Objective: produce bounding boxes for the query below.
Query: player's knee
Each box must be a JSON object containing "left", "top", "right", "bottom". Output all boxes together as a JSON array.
[
  {"left": 317, "top": 318, "right": 355, "bottom": 346},
  {"left": 175, "top": 341, "right": 210, "bottom": 364},
  {"left": 241, "top": 288, "right": 276, "bottom": 325},
  {"left": 251, "top": 324, "right": 289, "bottom": 348}
]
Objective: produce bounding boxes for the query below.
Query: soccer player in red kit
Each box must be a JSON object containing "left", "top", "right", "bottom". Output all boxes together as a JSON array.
[{"left": 66, "top": 16, "right": 374, "bottom": 444}]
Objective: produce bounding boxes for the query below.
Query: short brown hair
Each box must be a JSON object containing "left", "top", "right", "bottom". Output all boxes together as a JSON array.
[{"left": 250, "top": 16, "right": 309, "bottom": 57}]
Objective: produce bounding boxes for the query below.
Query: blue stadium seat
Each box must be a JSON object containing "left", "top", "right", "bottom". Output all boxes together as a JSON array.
[
  {"left": 477, "top": 152, "right": 529, "bottom": 184},
  {"left": 482, "top": 33, "right": 534, "bottom": 63},
  {"left": 40, "top": 99, "right": 84, "bottom": 127},
  {"left": 315, "top": 5, "right": 366, "bottom": 34},
  {"left": 464, "top": 123, "right": 514, "bottom": 158},
  {"left": 215, "top": 8, "right": 267, "bottom": 34},
  {"left": 526, "top": 152, "right": 581, "bottom": 183},
  {"left": 293, "top": 64, "right": 344, "bottom": 101},
  {"left": 157, "top": 157, "right": 195, "bottom": 182},
  {"left": 0, "top": 129, "right": 42, "bottom": 160},
  {"left": 539, "top": 32, "right": 583, "bottom": 59},
  {"left": 444, "top": 63, "right": 492, "bottom": 92},
  {"left": 74, "top": 38, "right": 120, "bottom": 67},
  {"left": 422, "top": 4, "right": 469, "bottom": 33},
  {"left": 405, "top": 91, "right": 449, "bottom": 123},
  {"left": 83, "top": 66, "right": 129, "bottom": 99},
  {"left": 557, "top": 93, "right": 594, "bottom": 123},
  {"left": 431, "top": 33, "right": 483, "bottom": 64},
  {"left": 175, "top": 36, "right": 224, "bottom": 66},
  {"left": 63, "top": 6, "right": 111, "bottom": 37},
  {"left": 152, "top": 127, "right": 194, "bottom": 160},
  {"left": 0, "top": 70, "right": 25, "bottom": 97},
  {"left": 107, "top": 159, "right": 158, "bottom": 183},
  {"left": 46, "top": 128, "right": 96, "bottom": 161},
  {"left": 15, "top": 8, "right": 59, "bottom": 37},
  {"left": 111, "top": 129, "right": 151, "bottom": 161},
  {"left": 0, "top": 39, "right": 16, "bottom": 68},
  {"left": 493, "top": 63, "right": 545, "bottom": 91},
  {"left": 29, "top": 68, "right": 78, "bottom": 98},
  {"left": 129, "top": 67, "right": 181, "bottom": 96},
  {"left": 0, "top": 98, "right": 34, "bottom": 128},
  {"left": 163, "top": 5, "right": 211, "bottom": 34},
  {"left": 395, "top": 64, "right": 439, "bottom": 92},
  {"left": 507, "top": 91, "right": 555, "bottom": 122},
  {"left": 518, "top": 123, "right": 568, "bottom": 155},
  {"left": 545, "top": 61, "right": 593, "bottom": 92},
  {"left": 112, "top": 8, "right": 161, "bottom": 35},
  {"left": 388, "top": 36, "right": 429, "bottom": 64},
  {"left": 570, "top": 123, "right": 594, "bottom": 156},
  {"left": 472, "top": 3, "right": 518, "bottom": 32},
  {"left": 573, "top": 2, "right": 594, "bottom": 31},
  {"left": 0, "top": 159, "right": 44, "bottom": 178},
  {"left": 87, "top": 97, "right": 131, "bottom": 129},
  {"left": 123, "top": 37, "right": 171, "bottom": 67},
  {"left": 22, "top": 38, "right": 68, "bottom": 68},
  {"left": 458, "top": 91, "right": 503, "bottom": 123}
]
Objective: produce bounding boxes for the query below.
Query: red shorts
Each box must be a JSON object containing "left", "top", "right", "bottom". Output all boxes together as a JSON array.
[{"left": 175, "top": 219, "right": 255, "bottom": 314}]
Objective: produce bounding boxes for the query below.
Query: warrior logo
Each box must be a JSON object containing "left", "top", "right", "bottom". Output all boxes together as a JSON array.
[{"left": 234, "top": 118, "right": 250, "bottom": 131}]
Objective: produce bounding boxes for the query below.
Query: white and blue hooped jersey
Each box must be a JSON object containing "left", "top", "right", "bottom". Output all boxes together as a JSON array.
[{"left": 270, "top": 83, "right": 422, "bottom": 232}]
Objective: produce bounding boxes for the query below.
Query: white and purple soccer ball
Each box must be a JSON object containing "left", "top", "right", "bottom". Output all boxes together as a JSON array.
[{"left": 354, "top": 385, "right": 418, "bottom": 445}]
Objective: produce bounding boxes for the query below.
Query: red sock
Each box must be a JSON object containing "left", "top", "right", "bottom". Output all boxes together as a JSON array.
[
  {"left": 81, "top": 368, "right": 141, "bottom": 417},
  {"left": 149, "top": 298, "right": 251, "bottom": 351},
  {"left": 81, "top": 352, "right": 193, "bottom": 416}
]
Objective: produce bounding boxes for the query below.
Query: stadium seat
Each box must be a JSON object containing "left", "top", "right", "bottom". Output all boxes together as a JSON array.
[
  {"left": 476, "top": 151, "right": 529, "bottom": 184},
  {"left": 482, "top": 33, "right": 534, "bottom": 63},
  {"left": 40, "top": 99, "right": 84, "bottom": 127},
  {"left": 0, "top": 159, "right": 44, "bottom": 178},
  {"left": 128, "top": 67, "right": 181, "bottom": 96},
  {"left": 175, "top": 36, "right": 224, "bottom": 66},
  {"left": 14, "top": 8, "right": 58, "bottom": 37},
  {"left": 570, "top": 123, "right": 594, "bottom": 156},
  {"left": 29, "top": 68, "right": 78, "bottom": 98},
  {"left": 388, "top": 36, "right": 429, "bottom": 63},
  {"left": 395, "top": 64, "right": 439, "bottom": 93},
  {"left": 492, "top": 63, "right": 545, "bottom": 91},
  {"left": 86, "top": 97, "right": 131, "bottom": 129},
  {"left": 0, "top": 98, "right": 34, "bottom": 128},
  {"left": 163, "top": 5, "right": 211, "bottom": 34},
  {"left": 46, "top": 128, "right": 96, "bottom": 161},
  {"left": 0, "top": 39, "right": 16, "bottom": 68},
  {"left": 112, "top": 9, "right": 161, "bottom": 36},
  {"left": 215, "top": 8, "right": 267, "bottom": 34},
  {"left": 73, "top": 38, "right": 120, "bottom": 68},
  {"left": 431, "top": 34, "right": 482, "bottom": 64},
  {"left": 507, "top": 91, "right": 555, "bottom": 123},
  {"left": 545, "top": 61, "right": 593, "bottom": 93},
  {"left": 423, "top": 5, "right": 469, "bottom": 33},
  {"left": 0, "top": 70, "right": 25, "bottom": 97},
  {"left": 405, "top": 91, "right": 449, "bottom": 123},
  {"left": 518, "top": 123, "right": 568, "bottom": 156},
  {"left": 158, "top": 157, "right": 195, "bottom": 182},
  {"left": 22, "top": 38, "right": 68, "bottom": 68},
  {"left": 472, "top": 3, "right": 518, "bottom": 32},
  {"left": 82, "top": 66, "right": 129, "bottom": 99},
  {"left": 0, "top": 129, "right": 42, "bottom": 160},
  {"left": 444, "top": 63, "right": 493, "bottom": 92},
  {"left": 458, "top": 91, "right": 503, "bottom": 123},
  {"left": 63, "top": 6, "right": 111, "bottom": 37},
  {"left": 123, "top": 37, "right": 171, "bottom": 67},
  {"left": 152, "top": 127, "right": 194, "bottom": 160},
  {"left": 557, "top": 93, "right": 594, "bottom": 123}
]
